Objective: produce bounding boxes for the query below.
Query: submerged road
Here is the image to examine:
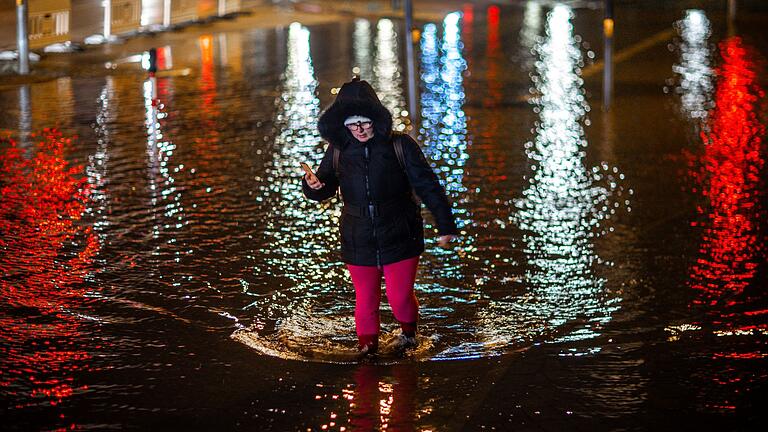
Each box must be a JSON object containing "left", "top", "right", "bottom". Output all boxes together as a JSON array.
[{"left": 1, "top": 1, "right": 767, "bottom": 430}]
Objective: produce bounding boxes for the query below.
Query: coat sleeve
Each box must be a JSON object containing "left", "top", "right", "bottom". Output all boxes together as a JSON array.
[
  {"left": 400, "top": 135, "right": 458, "bottom": 235},
  {"left": 301, "top": 144, "right": 339, "bottom": 202}
]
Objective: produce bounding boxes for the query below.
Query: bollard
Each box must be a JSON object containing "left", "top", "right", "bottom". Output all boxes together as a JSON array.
[
  {"left": 602, "top": 0, "right": 614, "bottom": 111},
  {"left": 404, "top": 0, "right": 418, "bottom": 135},
  {"left": 148, "top": 47, "right": 158, "bottom": 106},
  {"left": 16, "top": 0, "right": 29, "bottom": 75}
]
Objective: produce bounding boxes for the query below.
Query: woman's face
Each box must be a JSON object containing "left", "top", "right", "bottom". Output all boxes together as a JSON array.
[{"left": 346, "top": 121, "right": 375, "bottom": 143}]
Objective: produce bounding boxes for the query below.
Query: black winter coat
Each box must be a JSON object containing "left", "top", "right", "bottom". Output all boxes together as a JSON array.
[{"left": 302, "top": 79, "right": 457, "bottom": 266}]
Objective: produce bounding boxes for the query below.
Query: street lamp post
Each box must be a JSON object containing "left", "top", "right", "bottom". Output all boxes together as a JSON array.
[
  {"left": 603, "top": 0, "right": 614, "bottom": 110},
  {"left": 16, "top": 0, "right": 29, "bottom": 75}
]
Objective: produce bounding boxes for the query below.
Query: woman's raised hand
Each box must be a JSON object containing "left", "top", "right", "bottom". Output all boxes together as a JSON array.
[{"left": 305, "top": 174, "right": 325, "bottom": 190}]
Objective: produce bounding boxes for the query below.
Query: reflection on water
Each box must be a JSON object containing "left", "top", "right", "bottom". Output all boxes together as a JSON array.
[
  {"left": 233, "top": 22, "right": 353, "bottom": 353},
  {"left": 520, "top": 1, "right": 542, "bottom": 67},
  {"left": 18, "top": 85, "right": 32, "bottom": 147},
  {"left": 353, "top": 19, "right": 374, "bottom": 81},
  {"left": 145, "top": 67, "right": 186, "bottom": 242},
  {"left": 232, "top": 9, "right": 634, "bottom": 362},
  {"left": 671, "top": 36, "right": 767, "bottom": 413},
  {"left": 353, "top": 18, "right": 409, "bottom": 131},
  {"left": 88, "top": 77, "right": 114, "bottom": 245},
  {"left": 312, "top": 365, "right": 419, "bottom": 431},
  {"left": 420, "top": 12, "right": 469, "bottom": 206},
  {"left": 512, "top": 5, "right": 629, "bottom": 347},
  {"left": 417, "top": 12, "right": 485, "bottom": 359},
  {"left": 0, "top": 131, "right": 99, "bottom": 407},
  {"left": 374, "top": 19, "right": 409, "bottom": 132},
  {"left": 673, "top": 9, "right": 714, "bottom": 124},
  {"left": 688, "top": 37, "right": 764, "bottom": 304}
]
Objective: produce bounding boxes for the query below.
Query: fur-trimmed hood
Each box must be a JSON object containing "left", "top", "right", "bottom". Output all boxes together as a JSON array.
[{"left": 318, "top": 78, "right": 393, "bottom": 148}]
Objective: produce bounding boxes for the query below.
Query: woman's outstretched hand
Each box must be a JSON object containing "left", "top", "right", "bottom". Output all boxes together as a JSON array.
[
  {"left": 437, "top": 235, "right": 456, "bottom": 248},
  {"left": 305, "top": 174, "right": 325, "bottom": 190}
]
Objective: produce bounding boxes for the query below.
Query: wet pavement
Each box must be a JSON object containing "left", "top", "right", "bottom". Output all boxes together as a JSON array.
[{"left": 1, "top": 1, "right": 767, "bottom": 430}]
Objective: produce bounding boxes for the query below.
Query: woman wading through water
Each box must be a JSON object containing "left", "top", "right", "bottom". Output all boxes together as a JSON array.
[{"left": 302, "top": 78, "right": 457, "bottom": 357}]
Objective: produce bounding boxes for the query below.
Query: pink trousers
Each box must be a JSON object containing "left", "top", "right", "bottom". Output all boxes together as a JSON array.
[{"left": 346, "top": 256, "right": 420, "bottom": 348}]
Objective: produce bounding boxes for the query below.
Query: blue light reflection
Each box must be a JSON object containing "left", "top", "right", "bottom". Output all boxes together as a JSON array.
[{"left": 419, "top": 12, "right": 469, "bottom": 222}]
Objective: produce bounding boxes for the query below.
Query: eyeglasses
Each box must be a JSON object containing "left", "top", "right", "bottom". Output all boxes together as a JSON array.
[{"left": 345, "top": 121, "right": 373, "bottom": 132}]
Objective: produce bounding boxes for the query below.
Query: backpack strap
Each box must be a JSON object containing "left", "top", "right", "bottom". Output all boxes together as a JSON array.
[
  {"left": 393, "top": 133, "right": 420, "bottom": 204},
  {"left": 393, "top": 134, "right": 406, "bottom": 170},
  {"left": 333, "top": 145, "right": 341, "bottom": 178},
  {"left": 332, "top": 145, "right": 343, "bottom": 200}
]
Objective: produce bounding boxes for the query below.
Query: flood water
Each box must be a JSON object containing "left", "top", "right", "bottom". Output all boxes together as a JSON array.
[{"left": 1, "top": 2, "right": 767, "bottom": 430}]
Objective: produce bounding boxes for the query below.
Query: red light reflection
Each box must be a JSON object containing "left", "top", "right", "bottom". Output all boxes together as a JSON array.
[
  {"left": 462, "top": 3, "right": 474, "bottom": 54},
  {"left": 487, "top": 5, "right": 500, "bottom": 29},
  {"left": 0, "top": 130, "right": 99, "bottom": 408},
  {"left": 688, "top": 37, "right": 765, "bottom": 304},
  {"left": 193, "top": 34, "right": 222, "bottom": 168},
  {"left": 686, "top": 36, "right": 766, "bottom": 411},
  {"left": 462, "top": 3, "right": 474, "bottom": 25},
  {"left": 472, "top": 4, "right": 508, "bottom": 187}
]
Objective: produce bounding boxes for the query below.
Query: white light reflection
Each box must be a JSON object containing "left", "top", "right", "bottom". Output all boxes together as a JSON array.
[
  {"left": 86, "top": 77, "right": 115, "bottom": 244},
  {"left": 353, "top": 19, "right": 374, "bottom": 80},
  {"left": 673, "top": 10, "right": 714, "bottom": 123},
  {"left": 144, "top": 69, "right": 185, "bottom": 243},
  {"left": 374, "top": 19, "right": 408, "bottom": 131},
  {"left": 262, "top": 23, "right": 328, "bottom": 266},
  {"left": 520, "top": 1, "right": 542, "bottom": 67},
  {"left": 511, "top": 5, "right": 626, "bottom": 344},
  {"left": 234, "top": 23, "right": 350, "bottom": 352}
]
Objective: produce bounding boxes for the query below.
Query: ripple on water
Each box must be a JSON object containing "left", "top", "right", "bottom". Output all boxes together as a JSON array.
[{"left": 230, "top": 7, "right": 632, "bottom": 363}]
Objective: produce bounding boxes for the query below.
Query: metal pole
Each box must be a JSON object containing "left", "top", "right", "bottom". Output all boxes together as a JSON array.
[
  {"left": 602, "top": 0, "right": 614, "bottom": 111},
  {"left": 16, "top": 0, "right": 29, "bottom": 75},
  {"left": 104, "top": 0, "right": 112, "bottom": 39},
  {"left": 404, "top": 0, "right": 418, "bottom": 135}
]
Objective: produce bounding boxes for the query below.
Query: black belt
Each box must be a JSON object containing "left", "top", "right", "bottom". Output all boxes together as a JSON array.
[{"left": 343, "top": 197, "right": 412, "bottom": 218}]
